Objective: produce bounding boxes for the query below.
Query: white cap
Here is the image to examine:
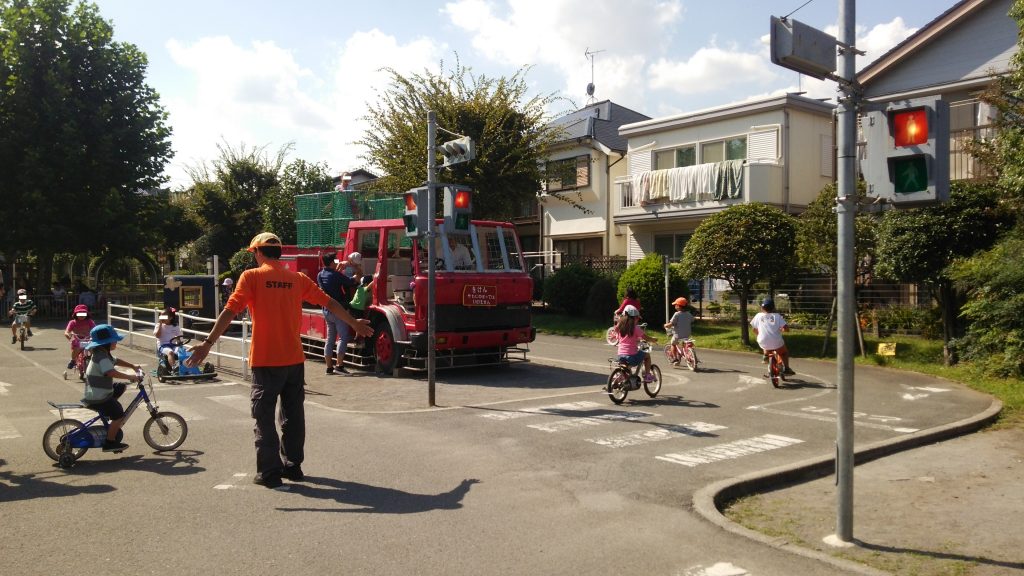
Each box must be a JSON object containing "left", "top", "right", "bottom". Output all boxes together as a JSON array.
[
  {"left": 623, "top": 304, "right": 639, "bottom": 317},
  {"left": 347, "top": 252, "right": 362, "bottom": 265},
  {"left": 222, "top": 277, "right": 233, "bottom": 286}
]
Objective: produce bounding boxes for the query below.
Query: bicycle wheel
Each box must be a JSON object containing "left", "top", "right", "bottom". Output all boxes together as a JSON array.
[
  {"left": 143, "top": 412, "right": 188, "bottom": 451},
  {"left": 768, "top": 355, "right": 781, "bottom": 388},
  {"left": 663, "top": 344, "right": 677, "bottom": 365},
  {"left": 605, "top": 326, "right": 619, "bottom": 346},
  {"left": 606, "top": 368, "right": 630, "bottom": 405},
  {"left": 42, "top": 419, "right": 88, "bottom": 463},
  {"left": 644, "top": 365, "right": 663, "bottom": 398},
  {"left": 684, "top": 346, "right": 698, "bottom": 371}
]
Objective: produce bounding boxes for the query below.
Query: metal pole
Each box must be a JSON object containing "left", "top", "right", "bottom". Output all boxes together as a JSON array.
[
  {"left": 831, "top": 0, "right": 857, "bottom": 546},
  {"left": 663, "top": 255, "right": 670, "bottom": 323},
  {"left": 427, "top": 111, "right": 437, "bottom": 406}
]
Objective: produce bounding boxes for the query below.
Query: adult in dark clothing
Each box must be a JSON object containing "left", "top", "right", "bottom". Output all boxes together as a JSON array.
[{"left": 316, "top": 252, "right": 357, "bottom": 374}]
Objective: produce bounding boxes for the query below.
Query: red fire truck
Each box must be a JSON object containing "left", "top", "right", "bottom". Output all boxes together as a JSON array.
[{"left": 283, "top": 203, "right": 535, "bottom": 374}]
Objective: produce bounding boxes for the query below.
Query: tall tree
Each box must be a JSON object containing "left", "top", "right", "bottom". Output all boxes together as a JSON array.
[
  {"left": 681, "top": 203, "right": 798, "bottom": 345},
  {"left": 796, "top": 182, "right": 877, "bottom": 278},
  {"left": 262, "top": 158, "right": 335, "bottom": 244},
  {"left": 0, "top": 0, "right": 172, "bottom": 291},
  {"left": 357, "top": 59, "right": 563, "bottom": 220}
]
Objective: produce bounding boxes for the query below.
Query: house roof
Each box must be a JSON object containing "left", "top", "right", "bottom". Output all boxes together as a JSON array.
[
  {"left": 619, "top": 93, "right": 835, "bottom": 137},
  {"left": 857, "top": 0, "right": 1005, "bottom": 87},
  {"left": 548, "top": 100, "right": 650, "bottom": 153}
]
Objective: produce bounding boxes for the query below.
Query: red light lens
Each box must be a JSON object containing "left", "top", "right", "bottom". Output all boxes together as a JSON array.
[
  {"left": 404, "top": 193, "right": 417, "bottom": 211},
  {"left": 892, "top": 109, "right": 927, "bottom": 147},
  {"left": 454, "top": 190, "right": 470, "bottom": 209}
]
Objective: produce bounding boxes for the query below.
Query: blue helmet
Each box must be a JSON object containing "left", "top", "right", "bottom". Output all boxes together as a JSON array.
[
  {"left": 761, "top": 298, "right": 775, "bottom": 310},
  {"left": 86, "top": 324, "right": 124, "bottom": 349}
]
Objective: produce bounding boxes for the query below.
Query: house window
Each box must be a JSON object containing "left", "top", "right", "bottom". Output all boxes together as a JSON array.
[
  {"left": 654, "top": 146, "right": 696, "bottom": 170},
  {"left": 545, "top": 155, "right": 590, "bottom": 192},
  {"left": 653, "top": 233, "right": 692, "bottom": 260},
  {"left": 701, "top": 136, "right": 747, "bottom": 163}
]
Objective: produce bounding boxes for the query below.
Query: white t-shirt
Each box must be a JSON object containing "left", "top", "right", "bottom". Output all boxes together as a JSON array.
[
  {"left": 750, "top": 311, "right": 787, "bottom": 350},
  {"left": 156, "top": 324, "right": 182, "bottom": 346}
]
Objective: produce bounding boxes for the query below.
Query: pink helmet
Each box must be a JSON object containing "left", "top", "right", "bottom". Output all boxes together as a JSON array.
[{"left": 73, "top": 304, "right": 89, "bottom": 315}]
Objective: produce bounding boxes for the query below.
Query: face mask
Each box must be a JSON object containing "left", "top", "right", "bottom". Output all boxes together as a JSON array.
[{"left": 18, "top": 295, "right": 27, "bottom": 301}]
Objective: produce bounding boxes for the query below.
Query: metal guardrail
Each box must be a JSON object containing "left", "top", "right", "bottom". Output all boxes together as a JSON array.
[{"left": 106, "top": 303, "right": 252, "bottom": 380}]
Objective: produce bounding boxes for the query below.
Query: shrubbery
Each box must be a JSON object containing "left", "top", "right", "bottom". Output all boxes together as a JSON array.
[
  {"left": 616, "top": 254, "right": 689, "bottom": 326},
  {"left": 584, "top": 276, "right": 618, "bottom": 322},
  {"left": 542, "top": 264, "right": 600, "bottom": 316}
]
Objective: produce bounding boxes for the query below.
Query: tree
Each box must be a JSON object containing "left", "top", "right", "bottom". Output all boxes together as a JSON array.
[
  {"left": 617, "top": 254, "right": 690, "bottom": 327},
  {"left": 357, "top": 59, "right": 564, "bottom": 220},
  {"left": 681, "top": 204, "right": 798, "bottom": 345},
  {"left": 796, "top": 182, "right": 877, "bottom": 277},
  {"left": 874, "top": 182, "right": 1010, "bottom": 363},
  {"left": 0, "top": 0, "right": 173, "bottom": 292},
  {"left": 262, "top": 159, "right": 335, "bottom": 244}
]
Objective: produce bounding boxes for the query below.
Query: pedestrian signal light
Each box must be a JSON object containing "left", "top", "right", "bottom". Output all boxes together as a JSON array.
[
  {"left": 892, "top": 109, "right": 927, "bottom": 147},
  {"left": 403, "top": 187, "right": 428, "bottom": 237},
  {"left": 443, "top": 186, "right": 472, "bottom": 234},
  {"left": 861, "top": 97, "right": 949, "bottom": 206}
]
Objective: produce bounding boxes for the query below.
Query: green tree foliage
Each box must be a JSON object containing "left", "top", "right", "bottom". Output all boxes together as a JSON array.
[
  {"left": 357, "top": 59, "right": 563, "bottom": 220},
  {"left": 796, "top": 182, "right": 877, "bottom": 276},
  {"left": 0, "top": 0, "right": 172, "bottom": 291},
  {"left": 584, "top": 276, "right": 618, "bottom": 322},
  {"left": 617, "top": 254, "right": 689, "bottom": 327},
  {"left": 542, "top": 264, "right": 599, "bottom": 316},
  {"left": 681, "top": 203, "right": 798, "bottom": 345},
  {"left": 182, "top": 142, "right": 289, "bottom": 262},
  {"left": 262, "top": 159, "right": 335, "bottom": 244},
  {"left": 875, "top": 182, "right": 1011, "bottom": 361},
  {"left": 950, "top": 228, "right": 1024, "bottom": 376}
]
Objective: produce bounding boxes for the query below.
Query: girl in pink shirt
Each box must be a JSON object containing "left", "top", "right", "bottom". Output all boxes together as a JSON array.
[{"left": 64, "top": 304, "right": 96, "bottom": 369}]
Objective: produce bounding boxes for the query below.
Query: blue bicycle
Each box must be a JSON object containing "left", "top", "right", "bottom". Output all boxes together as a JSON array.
[{"left": 43, "top": 368, "right": 188, "bottom": 468}]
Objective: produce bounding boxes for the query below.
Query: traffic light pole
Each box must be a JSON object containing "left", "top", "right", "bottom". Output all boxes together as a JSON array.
[
  {"left": 830, "top": 0, "right": 857, "bottom": 547},
  {"left": 426, "top": 111, "right": 438, "bottom": 406}
]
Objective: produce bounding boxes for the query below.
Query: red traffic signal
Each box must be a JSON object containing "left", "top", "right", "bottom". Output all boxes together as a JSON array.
[
  {"left": 404, "top": 192, "right": 418, "bottom": 211},
  {"left": 453, "top": 189, "right": 471, "bottom": 209},
  {"left": 892, "top": 108, "right": 927, "bottom": 147}
]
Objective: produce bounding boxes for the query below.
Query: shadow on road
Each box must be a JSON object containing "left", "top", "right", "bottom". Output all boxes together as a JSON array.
[
  {"left": 858, "top": 540, "right": 1024, "bottom": 572},
  {"left": 279, "top": 477, "right": 480, "bottom": 514},
  {"left": 0, "top": 458, "right": 114, "bottom": 502},
  {"left": 39, "top": 450, "right": 206, "bottom": 480}
]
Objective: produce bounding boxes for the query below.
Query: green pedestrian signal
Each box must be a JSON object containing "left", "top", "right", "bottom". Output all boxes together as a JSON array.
[{"left": 892, "top": 155, "right": 928, "bottom": 194}]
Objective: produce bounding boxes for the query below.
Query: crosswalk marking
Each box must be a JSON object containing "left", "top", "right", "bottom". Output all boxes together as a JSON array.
[
  {"left": 587, "top": 421, "right": 727, "bottom": 448},
  {"left": 656, "top": 434, "right": 803, "bottom": 467},
  {"left": 0, "top": 416, "right": 21, "bottom": 439},
  {"left": 527, "top": 410, "right": 655, "bottom": 433},
  {"left": 478, "top": 400, "right": 604, "bottom": 421},
  {"left": 207, "top": 394, "right": 251, "bottom": 413}
]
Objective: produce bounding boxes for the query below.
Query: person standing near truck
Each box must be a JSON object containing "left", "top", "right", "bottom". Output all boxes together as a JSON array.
[
  {"left": 185, "top": 232, "right": 373, "bottom": 489},
  {"left": 317, "top": 251, "right": 358, "bottom": 375}
]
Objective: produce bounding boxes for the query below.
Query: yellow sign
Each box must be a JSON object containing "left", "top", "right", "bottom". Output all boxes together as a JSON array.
[{"left": 877, "top": 342, "right": 897, "bottom": 357}]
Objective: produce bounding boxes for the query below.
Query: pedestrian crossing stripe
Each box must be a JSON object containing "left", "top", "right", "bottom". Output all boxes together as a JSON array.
[
  {"left": 207, "top": 394, "right": 251, "bottom": 413},
  {"left": 0, "top": 416, "right": 20, "bottom": 439},
  {"left": 527, "top": 410, "right": 655, "bottom": 433},
  {"left": 587, "top": 421, "right": 727, "bottom": 448},
  {"left": 478, "top": 400, "right": 604, "bottom": 421},
  {"left": 656, "top": 434, "right": 803, "bottom": 467}
]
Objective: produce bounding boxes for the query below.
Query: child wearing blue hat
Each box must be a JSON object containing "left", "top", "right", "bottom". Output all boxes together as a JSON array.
[{"left": 83, "top": 324, "right": 141, "bottom": 452}]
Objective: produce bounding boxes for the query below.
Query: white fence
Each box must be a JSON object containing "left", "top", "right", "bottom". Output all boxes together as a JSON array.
[{"left": 107, "top": 303, "right": 252, "bottom": 380}]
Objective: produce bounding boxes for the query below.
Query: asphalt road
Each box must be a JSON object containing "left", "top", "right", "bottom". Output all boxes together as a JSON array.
[{"left": 0, "top": 324, "right": 993, "bottom": 576}]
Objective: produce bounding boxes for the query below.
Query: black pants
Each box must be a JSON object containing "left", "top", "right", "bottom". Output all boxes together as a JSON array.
[{"left": 251, "top": 364, "right": 305, "bottom": 476}]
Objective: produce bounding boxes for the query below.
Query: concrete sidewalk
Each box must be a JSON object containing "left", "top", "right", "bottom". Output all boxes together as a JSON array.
[{"left": 695, "top": 401, "right": 1024, "bottom": 575}]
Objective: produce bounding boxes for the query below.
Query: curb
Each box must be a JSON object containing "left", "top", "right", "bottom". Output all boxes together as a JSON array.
[{"left": 692, "top": 396, "right": 1003, "bottom": 576}]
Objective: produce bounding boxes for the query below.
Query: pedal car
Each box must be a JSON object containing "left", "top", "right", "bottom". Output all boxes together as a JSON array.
[{"left": 156, "top": 335, "right": 217, "bottom": 383}]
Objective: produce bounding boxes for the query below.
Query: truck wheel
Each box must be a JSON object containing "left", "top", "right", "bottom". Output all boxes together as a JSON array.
[{"left": 373, "top": 320, "right": 400, "bottom": 375}]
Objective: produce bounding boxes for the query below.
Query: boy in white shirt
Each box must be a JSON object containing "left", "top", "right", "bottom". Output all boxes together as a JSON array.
[{"left": 749, "top": 298, "right": 795, "bottom": 376}]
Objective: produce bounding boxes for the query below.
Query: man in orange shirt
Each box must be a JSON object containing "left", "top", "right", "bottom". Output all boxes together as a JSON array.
[{"left": 186, "top": 232, "right": 373, "bottom": 489}]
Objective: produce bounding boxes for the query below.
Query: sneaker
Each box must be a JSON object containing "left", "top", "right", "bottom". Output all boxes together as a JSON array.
[
  {"left": 325, "top": 366, "right": 334, "bottom": 375},
  {"left": 27, "top": 329, "right": 33, "bottom": 337},
  {"left": 102, "top": 440, "right": 129, "bottom": 452},
  {"left": 281, "top": 465, "right": 304, "bottom": 482},
  {"left": 10, "top": 336, "right": 15, "bottom": 344},
  {"left": 67, "top": 361, "right": 76, "bottom": 369},
  {"left": 783, "top": 367, "right": 796, "bottom": 376},
  {"left": 335, "top": 365, "right": 349, "bottom": 375},
  {"left": 643, "top": 372, "right": 656, "bottom": 383},
  {"left": 252, "top": 473, "right": 283, "bottom": 489}
]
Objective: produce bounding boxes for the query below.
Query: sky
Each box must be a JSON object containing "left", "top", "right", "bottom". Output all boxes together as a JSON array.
[{"left": 89, "top": 0, "right": 949, "bottom": 189}]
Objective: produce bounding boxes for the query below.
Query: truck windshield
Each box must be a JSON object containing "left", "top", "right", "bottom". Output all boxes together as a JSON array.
[{"left": 426, "top": 225, "right": 524, "bottom": 272}]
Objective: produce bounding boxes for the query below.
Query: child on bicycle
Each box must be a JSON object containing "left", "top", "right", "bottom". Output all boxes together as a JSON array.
[
  {"left": 154, "top": 307, "right": 183, "bottom": 368},
  {"left": 615, "top": 304, "right": 658, "bottom": 383},
  {"left": 750, "top": 298, "right": 795, "bottom": 376},
  {"left": 614, "top": 287, "right": 641, "bottom": 319},
  {"left": 83, "top": 324, "right": 141, "bottom": 452},
  {"left": 9, "top": 288, "right": 36, "bottom": 343},
  {"left": 64, "top": 304, "right": 95, "bottom": 369},
  {"left": 664, "top": 297, "right": 695, "bottom": 365}
]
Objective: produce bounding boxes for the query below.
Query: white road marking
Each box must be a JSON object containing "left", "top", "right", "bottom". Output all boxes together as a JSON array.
[
  {"left": 909, "top": 386, "right": 949, "bottom": 393},
  {"left": 731, "top": 375, "right": 763, "bottom": 392},
  {"left": 207, "top": 394, "right": 251, "bottom": 413},
  {"left": 527, "top": 410, "right": 655, "bottom": 433},
  {"left": 479, "top": 400, "right": 604, "bottom": 421},
  {"left": 49, "top": 407, "right": 99, "bottom": 421},
  {"left": 748, "top": 405, "right": 919, "bottom": 433},
  {"left": 902, "top": 393, "right": 930, "bottom": 401},
  {"left": 656, "top": 434, "right": 803, "bottom": 467},
  {"left": 682, "top": 562, "right": 750, "bottom": 576},
  {"left": 0, "top": 381, "right": 11, "bottom": 396},
  {"left": 151, "top": 400, "right": 205, "bottom": 421},
  {"left": 587, "top": 421, "right": 727, "bottom": 448},
  {"left": 0, "top": 416, "right": 21, "bottom": 439}
]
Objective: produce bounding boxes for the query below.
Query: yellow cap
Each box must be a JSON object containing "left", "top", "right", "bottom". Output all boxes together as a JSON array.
[{"left": 247, "top": 232, "right": 282, "bottom": 252}]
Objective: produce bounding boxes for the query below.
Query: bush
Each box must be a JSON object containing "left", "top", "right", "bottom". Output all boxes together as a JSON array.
[
  {"left": 617, "top": 254, "right": 689, "bottom": 326},
  {"left": 585, "top": 276, "right": 619, "bottom": 322},
  {"left": 542, "top": 264, "right": 600, "bottom": 315}
]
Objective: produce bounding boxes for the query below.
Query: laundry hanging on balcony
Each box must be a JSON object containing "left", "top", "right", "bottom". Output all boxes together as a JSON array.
[
  {"left": 631, "top": 159, "right": 745, "bottom": 205},
  {"left": 714, "top": 159, "right": 744, "bottom": 200}
]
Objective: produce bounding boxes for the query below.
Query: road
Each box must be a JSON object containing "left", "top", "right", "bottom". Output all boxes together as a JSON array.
[{"left": 0, "top": 324, "right": 992, "bottom": 576}]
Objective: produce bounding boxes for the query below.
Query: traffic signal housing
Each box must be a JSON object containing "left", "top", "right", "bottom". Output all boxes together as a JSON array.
[
  {"left": 443, "top": 186, "right": 472, "bottom": 234},
  {"left": 862, "top": 97, "right": 950, "bottom": 205},
  {"left": 403, "top": 187, "right": 428, "bottom": 237},
  {"left": 438, "top": 136, "right": 475, "bottom": 167}
]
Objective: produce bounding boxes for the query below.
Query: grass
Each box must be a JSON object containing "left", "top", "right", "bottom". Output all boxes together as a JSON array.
[{"left": 532, "top": 309, "right": 1023, "bottom": 427}]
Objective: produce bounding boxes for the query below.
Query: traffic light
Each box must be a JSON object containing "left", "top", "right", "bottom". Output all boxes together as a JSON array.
[
  {"left": 862, "top": 97, "right": 949, "bottom": 205},
  {"left": 402, "top": 187, "right": 428, "bottom": 237},
  {"left": 438, "top": 136, "right": 475, "bottom": 167},
  {"left": 443, "top": 186, "right": 472, "bottom": 234}
]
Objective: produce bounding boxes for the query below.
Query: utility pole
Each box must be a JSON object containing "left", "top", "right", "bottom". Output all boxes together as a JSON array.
[{"left": 426, "top": 111, "right": 438, "bottom": 406}]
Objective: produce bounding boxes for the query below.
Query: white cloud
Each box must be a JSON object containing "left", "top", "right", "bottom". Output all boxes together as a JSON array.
[{"left": 648, "top": 42, "right": 778, "bottom": 96}]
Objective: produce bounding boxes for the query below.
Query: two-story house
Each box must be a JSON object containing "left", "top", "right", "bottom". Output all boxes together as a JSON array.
[
  {"left": 615, "top": 93, "right": 836, "bottom": 263},
  {"left": 857, "top": 0, "right": 1017, "bottom": 181},
  {"left": 530, "top": 100, "right": 650, "bottom": 268}
]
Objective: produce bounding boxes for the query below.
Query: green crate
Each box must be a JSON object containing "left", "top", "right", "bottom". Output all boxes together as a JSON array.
[{"left": 294, "top": 191, "right": 406, "bottom": 248}]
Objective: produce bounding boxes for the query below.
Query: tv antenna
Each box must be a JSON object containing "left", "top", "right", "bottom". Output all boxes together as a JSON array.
[{"left": 584, "top": 47, "right": 604, "bottom": 104}]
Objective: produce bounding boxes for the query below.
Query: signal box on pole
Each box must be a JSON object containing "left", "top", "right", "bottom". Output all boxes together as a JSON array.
[{"left": 862, "top": 97, "right": 950, "bottom": 206}]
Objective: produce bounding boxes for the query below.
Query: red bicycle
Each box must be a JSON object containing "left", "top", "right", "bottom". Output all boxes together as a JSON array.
[
  {"left": 63, "top": 337, "right": 91, "bottom": 381},
  {"left": 765, "top": 350, "right": 783, "bottom": 388},
  {"left": 665, "top": 330, "right": 699, "bottom": 371}
]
